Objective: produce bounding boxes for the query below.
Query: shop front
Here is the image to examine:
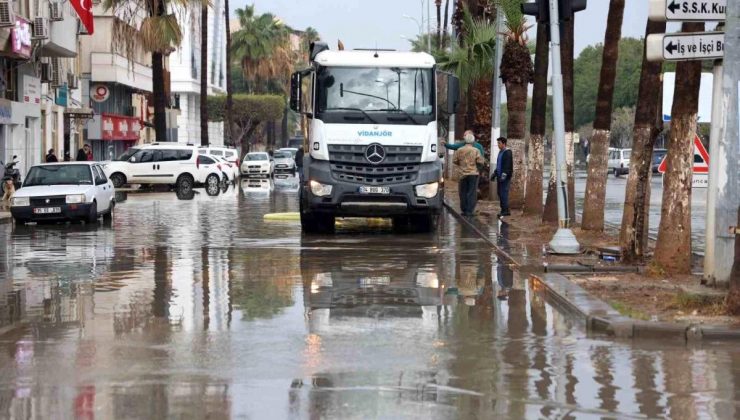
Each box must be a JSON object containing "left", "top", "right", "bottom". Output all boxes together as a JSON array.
[{"left": 86, "top": 113, "right": 142, "bottom": 161}]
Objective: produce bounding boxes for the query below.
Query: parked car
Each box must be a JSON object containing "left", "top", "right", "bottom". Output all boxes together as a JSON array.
[
  {"left": 10, "top": 162, "right": 115, "bottom": 224},
  {"left": 278, "top": 147, "right": 298, "bottom": 159},
  {"left": 241, "top": 152, "right": 273, "bottom": 178},
  {"left": 194, "top": 154, "right": 229, "bottom": 195},
  {"left": 652, "top": 148, "right": 667, "bottom": 173},
  {"left": 607, "top": 148, "right": 631, "bottom": 176},
  {"left": 104, "top": 144, "right": 222, "bottom": 192},
  {"left": 198, "top": 146, "right": 239, "bottom": 167},
  {"left": 215, "top": 156, "right": 239, "bottom": 182},
  {"left": 273, "top": 150, "right": 296, "bottom": 173}
]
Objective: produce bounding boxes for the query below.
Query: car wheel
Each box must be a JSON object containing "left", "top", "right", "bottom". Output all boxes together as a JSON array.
[
  {"left": 176, "top": 174, "right": 194, "bottom": 194},
  {"left": 103, "top": 201, "right": 115, "bottom": 222},
  {"left": 86, "top": 201, "right": 98, "bottom": 224},
  {"left": 110, "top": 173, "right": 126, "bottom": 188},
  {"left": 206, "top": 174, "right": 220, "bottom": 196},
  {"left": 13, "top": 217, "right": 28, "bottom": 225}
]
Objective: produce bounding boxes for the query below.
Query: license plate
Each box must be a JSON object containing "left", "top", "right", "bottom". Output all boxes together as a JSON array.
[
  {"left": 34, "top": 207, "right": 61, "bottom": 214},
  {"left": 359, "top": 186, "right": 390, "bottom": 194}
]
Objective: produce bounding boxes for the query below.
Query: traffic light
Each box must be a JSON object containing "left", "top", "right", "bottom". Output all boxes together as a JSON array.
[
  {"left": 559, "top": 0, "right": 587, "bottom": 21},
  {"left": 521, "top": 0, "right": 548, "bottom": 24},
  {"left": 521, "top": 0, "right": 587, "bottom": 23}
]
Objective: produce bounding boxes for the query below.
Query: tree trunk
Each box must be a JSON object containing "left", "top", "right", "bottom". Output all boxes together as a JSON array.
[
  {"left": 152, "top": 52, "right": 168, "bottom": 142},
  {"left": 620, "top": 20, "right": 666, "bottom": 263},
  {"left": 443, "top": 0, "right": 450, "bottom": 42},
  {"left": 654, "top": 22, "right": 704, "bottom": 274},
  {"left": 436, "top": 0, "right": 442, "bottom": 49},
  {"left": 505, "top": 80, "right": 527, "bottom": 209},
  {"left": 582, "top": 0, "right": 625, "bottom": 231},
  {"left": 524, "top": 23, "right": 548, "bottom": 216},
  {"left": 200, "top": 3, "right": 209, "bottom": 147},
  {"left": 224, "top": 0, "right": 233, "bottom": 146}
]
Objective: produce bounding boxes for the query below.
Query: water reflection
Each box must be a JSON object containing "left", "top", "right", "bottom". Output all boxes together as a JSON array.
[{"left": 0, "top": 187, "right": 737, "bottom": 419}]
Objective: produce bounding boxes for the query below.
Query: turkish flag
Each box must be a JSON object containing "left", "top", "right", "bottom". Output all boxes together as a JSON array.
[{"left": 70, "top": 0, "right": 94, "bottom": 35}]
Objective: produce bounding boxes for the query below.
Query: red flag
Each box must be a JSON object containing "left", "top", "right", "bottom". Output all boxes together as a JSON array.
[{"left": 70, "top": 0, "right": 94, "bottom": 35}]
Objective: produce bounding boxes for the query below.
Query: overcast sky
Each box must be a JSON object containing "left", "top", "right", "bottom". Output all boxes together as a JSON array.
[{"left": 237, "top": 0, "right": 651, "bottom": 55}]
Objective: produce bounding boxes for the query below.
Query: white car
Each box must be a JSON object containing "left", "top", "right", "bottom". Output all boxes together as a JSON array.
[
  {"left": 105, "top": 144, "right": 208, "bottom": 191},
  {"left": 215, "top": 156, "right": 239, "bottom": 182},
  {"left": 272, "top": 150, "right": 296, "bottom": 173},
  {"left": 194, "top": 154, "right": 230, "bottom": 195},
  {"left": 608, "top": 148, "right": 631, "bottom": 176},
  {"left": 241, "top": 152, "right": 273, "bottom": 177},
  {"left": 198, "top": 146, "right": 240, "bottom": 167},
  {"left": 10, "top": 162, "right": 115, "bottom": 224},
  {"left": 278, "top": 147, "right": 298, "bottom": 159}
]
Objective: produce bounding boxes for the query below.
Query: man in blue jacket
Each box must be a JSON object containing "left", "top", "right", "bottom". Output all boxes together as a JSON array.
[{"left": 490, "top": 137, "right": 513, "bottom": 217}]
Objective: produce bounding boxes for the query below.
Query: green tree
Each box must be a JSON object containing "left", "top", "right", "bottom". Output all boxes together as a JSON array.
[{"left": 208, "top": 95, "right": 285, "bottom": 157}]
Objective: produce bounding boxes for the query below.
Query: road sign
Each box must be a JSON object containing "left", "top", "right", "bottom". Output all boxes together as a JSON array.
[
  {"left": 649, "top": 0, "right": 727, "bottom": 22},
  {"left": 658, "top": 135, "right": 710, "bottom": 174},
  {"left": 647, "top": 31, "right": 724, "bottom": 62}
]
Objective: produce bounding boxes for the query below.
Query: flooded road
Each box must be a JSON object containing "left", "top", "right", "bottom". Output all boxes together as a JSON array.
[{"left": 0, "top": 177, "right": 738, "bottom": 419}]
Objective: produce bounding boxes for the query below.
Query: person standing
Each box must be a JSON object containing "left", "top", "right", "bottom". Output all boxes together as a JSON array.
[
  {"left": 491, "top": 137, "right": 513, "bottom": 217},
  {"left": 453, "top": 131, "right": 485, "bottom": 217},
  {"left": 76, "top": 144, "right": 89, "bottom": 161},
  {"left": 86, "top": 144, "right": 94, "bottom": 161},
  {"left": 46, "top": 149, "right": 58, "bottom": 162},
  {"left": 63, "top": 151, "right": 71, "bottom": 162},
  {"left": 442, "top": 130, "right": 485, "bottom": 157},
  {"left": 294, "top": 145, "right": 305, "bottom": 182}
]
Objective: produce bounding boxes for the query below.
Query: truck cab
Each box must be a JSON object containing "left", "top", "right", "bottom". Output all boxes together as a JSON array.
[{"left": 290, "top": 42, "right": 459, "bottom": 233}]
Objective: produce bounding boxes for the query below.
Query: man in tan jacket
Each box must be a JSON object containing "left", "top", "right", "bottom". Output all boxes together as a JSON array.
[{"left": 453, "top": 131, "right": 485, "bottom": 217}]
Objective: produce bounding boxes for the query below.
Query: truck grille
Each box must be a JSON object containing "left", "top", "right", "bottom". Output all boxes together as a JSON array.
[
  {"left": 328, "top": 144, "right": 423, "bottom": 185},
  {"left": 30, "top": 196, "right": 66, "bottom": 206}
]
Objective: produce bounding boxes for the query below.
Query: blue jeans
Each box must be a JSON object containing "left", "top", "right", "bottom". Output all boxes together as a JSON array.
[
  {"left": 497, "top": 178, "right": 511, "bottom": 214},
  {"left": 459, "top": 175, "right": 479, "bottom": 216}
]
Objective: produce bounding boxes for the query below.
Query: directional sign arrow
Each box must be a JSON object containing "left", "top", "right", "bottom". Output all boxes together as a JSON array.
[
  {"left": 665, "top": 41, "right": 678, "bottom": 55},
  {"left": 667, "top": 0, "right": 680, "bottom": 14},
  {"left": 649, "top": 0, "right": 727, "bottom": 22},
  {"left": 647, "top": 31, "right": 725, "bottom": 62}
]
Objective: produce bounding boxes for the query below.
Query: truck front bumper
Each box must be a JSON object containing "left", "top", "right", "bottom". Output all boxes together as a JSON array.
[{"left": 302, "top": 160, "right": 443, "bottom": 217}]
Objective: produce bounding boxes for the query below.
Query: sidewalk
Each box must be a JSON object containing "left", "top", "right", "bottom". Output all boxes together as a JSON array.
[{"left": 444, "top": 180, "right": 740, "bottom": 342}]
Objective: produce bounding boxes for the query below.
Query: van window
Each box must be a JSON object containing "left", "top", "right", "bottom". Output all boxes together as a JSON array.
[
  {"left": 177, "top": 150, "right": 193, "bottom": 160},
  {"left": 161, "top": 150, "right": 180, "bottom": 161},
  {"left": 198, "top": 155, "right": 216, "bottom": 165},
  {"left": 211, "top": 150, "right": 224, "bottom": 156},
  {"left": 225, "top": 151, "right": 235, "bottom": 158}
]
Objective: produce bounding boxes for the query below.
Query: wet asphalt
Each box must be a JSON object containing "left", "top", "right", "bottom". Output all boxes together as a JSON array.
[{"left": 0, "top": 175, "right": 737, "bottom": 419}]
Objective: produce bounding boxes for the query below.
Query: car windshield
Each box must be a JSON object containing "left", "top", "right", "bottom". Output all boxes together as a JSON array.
[
  {"left": 274, "top": 151, "right": 291, "bottom": 159},
  {"left": 24, "top": 165, "right": 93, "bottom": 186},
  {"left": 117, "top": 148, "right": 139, "bottom": 161},
  {"left": 246, "top": 154, "right": 269, "bottom": 161},
  {"left": 316, "top": 66, "right": 433, "bottom": 115}
]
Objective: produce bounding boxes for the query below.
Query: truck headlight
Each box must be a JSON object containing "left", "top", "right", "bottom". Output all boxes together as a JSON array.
[
  {"left": 415, "top": 182, "right": 439, "bottom": 199},
  {"left": 11, "top": 197, "right": 29, "bottom": 207},
  {"left": 66, "top": 194, "right": 86, "bottom": 204},
  {"left": 310, "top": 180, "right": 333, "bottom": 197}
]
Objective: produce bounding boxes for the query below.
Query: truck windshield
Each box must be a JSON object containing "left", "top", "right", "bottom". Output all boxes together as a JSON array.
[{"left": 316, "top": 66, "right": 433, "bottom": 116}]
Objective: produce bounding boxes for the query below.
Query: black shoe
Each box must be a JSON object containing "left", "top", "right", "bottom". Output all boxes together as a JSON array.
[{"left": 501, "top": 211, "right": 511, "bottom": 216}]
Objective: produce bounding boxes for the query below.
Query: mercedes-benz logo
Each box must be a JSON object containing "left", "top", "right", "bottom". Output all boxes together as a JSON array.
[
  {"left": 45, "top": 199, "right": 50, "bottom": 204},
  {"left": 365, "top": 143, "right": 386, "bottom": 164}
]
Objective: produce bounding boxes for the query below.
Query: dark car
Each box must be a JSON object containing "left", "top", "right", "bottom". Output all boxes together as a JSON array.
[{"left": 652, "top": 149, "right": 667, "bottom": 173}]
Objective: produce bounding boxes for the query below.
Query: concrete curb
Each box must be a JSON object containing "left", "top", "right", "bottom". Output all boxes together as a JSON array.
[{"left": 0, "top": 212, "right": 11, "bottom": 225}]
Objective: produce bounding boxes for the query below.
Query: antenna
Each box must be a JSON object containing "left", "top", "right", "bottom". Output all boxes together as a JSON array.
[{"left": 374, "top": 42, "right": 379, "bottom": 58}]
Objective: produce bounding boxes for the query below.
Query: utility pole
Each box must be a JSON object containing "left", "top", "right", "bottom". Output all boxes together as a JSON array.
[
  {"left": 447, "top": 26, "right": 456, "bottom": 180},
  {"left": 704, "top": 51, "right": 725, "bottom": 284},
  {"left": 547, "top": 0, "right": 580, "bottom": 253},
  {"left": 489, "top": 6, "right": 504, "bottom": 200},
  {"left": 427, "top": 0, "right": 431, "bottom": 53}
]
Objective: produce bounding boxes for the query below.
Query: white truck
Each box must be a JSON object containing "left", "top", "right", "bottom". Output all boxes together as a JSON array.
[{"left": 290, "top": 42, "right": 459, "bottom": 233}]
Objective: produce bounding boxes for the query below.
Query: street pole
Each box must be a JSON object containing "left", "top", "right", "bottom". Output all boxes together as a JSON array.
[
  {"left": 704, "top": 52, "right": 725, "bottom": 285},
  {"left": 489, "top": 7, "right": 504, "bottom": 200},
  {"left": 447, "top": 26, "right": 456, "bottom": 180},
  {"left": 427, "top": 0, "right": 432, "bottom": 53},
  {"left": 548, "top": 0, "right": 580, "bottom": 253}
]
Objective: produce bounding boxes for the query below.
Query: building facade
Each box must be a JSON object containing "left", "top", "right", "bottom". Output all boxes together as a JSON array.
[{"left": 170, "top": 2, "right": 227, "bottom": 145}]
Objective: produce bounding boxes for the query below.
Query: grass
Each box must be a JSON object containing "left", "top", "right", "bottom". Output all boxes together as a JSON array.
[
  {"left": 609, "top": 300, "right": 651, "bottom": 321},
  {"left": 670, "top": 291, "right": 726, "bottom": 315}
]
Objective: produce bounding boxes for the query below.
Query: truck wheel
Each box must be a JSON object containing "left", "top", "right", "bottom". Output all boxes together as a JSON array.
[
  {"left": 392, "top": 216, "right": 410, "bottom": 233},
  {"left": 301, "top": 210, "right": 335, "bottom": 234},
  {"left": 409, "top": 214, "right": 437, "bottom": 233}
]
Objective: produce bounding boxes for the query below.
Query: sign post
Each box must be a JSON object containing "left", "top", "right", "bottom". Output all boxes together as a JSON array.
[
  {"left": 649, "top": 0, "right": 726, "bottom": 22},
  {"left": 646, "top": 31, "right": 724, "bottom": 62}
]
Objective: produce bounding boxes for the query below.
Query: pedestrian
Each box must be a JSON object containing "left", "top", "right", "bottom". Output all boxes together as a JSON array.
[
  {"left": 453, "top": 130, "right": 485, "bottom": 217},
  {"left": 442, "top": 130, "right": 484, "bottom": 157},
  {"left": 294, "top": 145, "right": 305, "bottom": 182},
  {"left": 46, "top": 149, "right": 58, "bottom": 163},
  {"left": 86, "top": 144, "right": 94, "bottom": 161},
  {"left": 490, "top": 136, "right": 513, "bottom": 217},
  {"left": 63, "top": 151, "right": 71, "bottom": 162},
  {"left": 76, "top": 144, "right": 88, "bottom": 161},
  {"left": 582, "top": 137, "right": 590, "bottom": 161}
]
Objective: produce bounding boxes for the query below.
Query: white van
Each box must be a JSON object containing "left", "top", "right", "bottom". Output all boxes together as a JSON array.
[
  {"left": 198, "top": 147, "right": 239, "bottom": 166},
  {"left": 608, "top": 148, "right": 631, "bottom": 177},
  {"left": 104, "top": 144, "right": 224, "bottom": 191}
]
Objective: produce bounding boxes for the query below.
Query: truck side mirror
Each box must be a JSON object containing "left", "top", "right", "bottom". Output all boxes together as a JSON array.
[
  {"left": 289, "top": 71, "right": 301, "bottom": 112},
  {"left": 447, "top": 76, "right": 460, "bottom": 114}
]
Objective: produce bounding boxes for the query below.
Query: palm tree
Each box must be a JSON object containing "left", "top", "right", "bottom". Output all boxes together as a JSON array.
[
  {"left": 523, "top": 22, "right": 548, "bottom": 216},
  {"left": 200, "top": 2, "right": 209, "bottom": 146},
  {"left": 443, "top": 0, "right": 450, "bottom": 46},
  {"left": 581, "top": 0, "right": 626, "bottom": 231},
  {"left": 619, "top": 20, "right": 666, "bottom": 263},
  {"left": 499, "top": 1, "right": 533, "bottom": 209},
  {"left": 224, "top": 0, "right": 233, "bottom": 145},
  {"left": 302, "top": 27, "right": 320, "bottom": 63},
  {"left": 654, "top": 22, "right": 705, "bottom": 274},
  {"left": 105, "top": 0, "right": 186, "bottom": 141},
  {"left": 436, "top": 0, "right": 442, "bottom": 47}
]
